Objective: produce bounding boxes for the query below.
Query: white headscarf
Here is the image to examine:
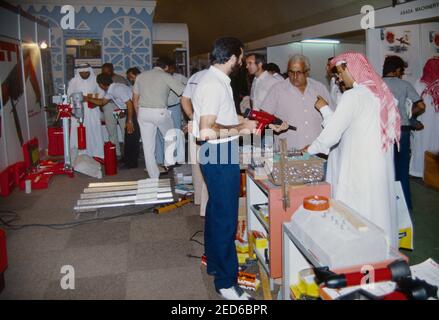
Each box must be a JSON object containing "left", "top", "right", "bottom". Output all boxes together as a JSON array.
[{"left": 67, "top": 64, "right": 99, "bottom": 96}]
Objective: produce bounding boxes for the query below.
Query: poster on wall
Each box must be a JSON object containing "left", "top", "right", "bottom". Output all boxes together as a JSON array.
[
  {"left": 423, "top": 23, "right": 439, "bottom": 60},
  {"left": 0, "top": 38, "right": 29, "bottom": 168},
  {"left": 381, "top": 25, "right": 421, "bottom": 84},
  {"left": 22, "top": 44, "right": 47, "bottom": 151}
]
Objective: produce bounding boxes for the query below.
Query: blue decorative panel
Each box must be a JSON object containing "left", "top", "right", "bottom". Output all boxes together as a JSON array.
[{"left": 25, "top": 5, "right": 153, "bottom": 90}]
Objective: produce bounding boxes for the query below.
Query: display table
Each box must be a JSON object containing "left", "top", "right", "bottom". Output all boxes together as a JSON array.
[
  {"left": 245, "top": 168, "right": 331, "bottom": 299},
  {"left": 282, "top": 216, "right": 408, "bottom": 300}
]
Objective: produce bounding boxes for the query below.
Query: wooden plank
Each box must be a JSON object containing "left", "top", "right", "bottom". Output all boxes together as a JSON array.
[{"left": 279, "top": 139, "right": 290, "bottom": 211}]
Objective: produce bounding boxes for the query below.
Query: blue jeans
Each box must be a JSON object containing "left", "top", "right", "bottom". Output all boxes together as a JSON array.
[
  {"left": 394, "top": 128, "right": 412, "bottom": 210},
  {"left": 199, "top": 139, "right": 240, "bottom": 291},
  {"left": 155, "top": 104, "right": 183, "bottom": 165}
]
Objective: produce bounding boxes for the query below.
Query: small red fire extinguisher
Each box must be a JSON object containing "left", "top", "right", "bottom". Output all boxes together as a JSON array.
[
  {"left": 77, "top": 123, "right": 86, "bottom": 150},
  {"left": 104, "top": 142, "right": 117, "bottom": 176}
]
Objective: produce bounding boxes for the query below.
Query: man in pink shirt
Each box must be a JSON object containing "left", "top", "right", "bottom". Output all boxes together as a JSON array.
[{"left": 262, "top": 54, "right": 332, "bottom": 149}]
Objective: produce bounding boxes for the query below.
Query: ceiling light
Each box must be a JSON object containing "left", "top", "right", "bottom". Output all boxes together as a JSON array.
[{"left": 301, "top": 39, "right": 340, "bottom": 44}]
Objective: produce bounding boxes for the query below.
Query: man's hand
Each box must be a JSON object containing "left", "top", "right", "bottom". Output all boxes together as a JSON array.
[
  {"left": 300, "top": 145, "right": 310, "bottom": 154},
  {"left": 240, "top": 118, "right": 258, "bottom": 133},
  {"left": 315, "top": 95, "right": 329, "bottom": 111},
  {"left": 187, "top": 121, "right": 193, "bottom": 135},
  {"left": 269, "top": 121, "right": 289, "bottom": 133},
  {"left": 126, "top": 121, "right": 135, "bottom": 134}
]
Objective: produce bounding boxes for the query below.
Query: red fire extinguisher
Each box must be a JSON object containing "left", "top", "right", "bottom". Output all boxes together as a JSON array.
[
  {"left": 104, "top": 142, "right": 117, "bottom": 176},
  {"left": 78, "top": 123, "right": 86, "bottom": 150}
]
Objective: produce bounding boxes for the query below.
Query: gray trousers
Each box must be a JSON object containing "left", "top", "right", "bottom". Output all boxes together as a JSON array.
[{"left": 103, "top": 102, "right": 125, "bottom": 157}]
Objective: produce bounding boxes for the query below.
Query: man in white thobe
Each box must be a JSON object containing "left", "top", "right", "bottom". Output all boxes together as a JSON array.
[
  {"left": 303, "top": 52, "right": 401, "bottom": 248},
  {"left": 67, "top": 64, "right": 105, "bottom": 160},
  {"left": 410, "top": 57, "right": 439, "bottom": 178}
]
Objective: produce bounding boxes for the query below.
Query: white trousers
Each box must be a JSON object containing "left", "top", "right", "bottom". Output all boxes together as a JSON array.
[
  {"left": 190, "top": 142, "right": 208, "bottom": 217},
  {"left": 138, "top": 107, "right": 175, "bottom": 178}
]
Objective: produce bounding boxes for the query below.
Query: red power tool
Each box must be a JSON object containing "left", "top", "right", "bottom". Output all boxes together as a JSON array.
[
  {"left": 314, "top": 260, "right": 411, "bottom": 289},
  {"left": 243, "top": 109, "right": 297, "bottom": 135}
]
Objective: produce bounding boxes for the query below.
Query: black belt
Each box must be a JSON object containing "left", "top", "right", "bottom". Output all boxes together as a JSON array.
[{"left": 401, "top": 126, "right": 411, "bottom": 132}]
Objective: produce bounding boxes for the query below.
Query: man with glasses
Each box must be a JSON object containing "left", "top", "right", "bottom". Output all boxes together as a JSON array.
[{"left": 261, "top": 54, "right": 332, "bottom": 150}]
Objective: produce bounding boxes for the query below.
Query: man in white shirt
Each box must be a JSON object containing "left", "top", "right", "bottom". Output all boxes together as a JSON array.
[
  {"left": 303, "top": 52, "right": 401, "bottom": 248},
  {"left": 246, "top": 53, "right": 281, "bottom": 110},
  {"left": 155, "top": 62, "right": 188, "bottom": 166},
  {"left": 181, "top": 69, "right": 208, "bottom": 217},
  {"left": 85, "top": 73, "right": 140, "bottom": 168},
  {"left": 192, "top": 37, "right": 258, "bottom": 300},
  {"left": 101, "top": 63, "right": 130, "bottom": 158},
  {"left": 133, "top": 56, "right": 185, "bottom": 178}
]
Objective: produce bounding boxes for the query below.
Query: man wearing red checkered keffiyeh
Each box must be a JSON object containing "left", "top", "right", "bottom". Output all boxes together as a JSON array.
[
  {"left": 410, "top": 57, "right": 439, "bottom": 178},
  {"left": 307, "top": 52, "right": 399, "bottom": 248}
]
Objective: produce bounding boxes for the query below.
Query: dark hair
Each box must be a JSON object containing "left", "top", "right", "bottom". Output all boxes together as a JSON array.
[
  {"left": 246, "top": 53, "right": 266, "bottom": 66},
  {"left": 210, "top": 37, "right": 244, "bottom": 65},
  {"left": 96, "top": 73, "right": 113, "bottom": 86},
  {"left": 264, "top": 62, "right": 281, "bottom": 74},
  {"left": 102, "top": 63, "right": 114, "bottom": 71},
  {"left": 126, "top": 67, "right": 141, "bottom": 76},
  {"left": 383, "top": 55, "right": 406, "bottom": 76},
  {"left": 155, "top": 56, "right": 174, "bottom": 69}
]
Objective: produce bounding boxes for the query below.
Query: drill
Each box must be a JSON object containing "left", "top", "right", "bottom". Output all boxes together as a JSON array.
[{"left": 243, "top": 109, "right": 297, "bottom": 135}]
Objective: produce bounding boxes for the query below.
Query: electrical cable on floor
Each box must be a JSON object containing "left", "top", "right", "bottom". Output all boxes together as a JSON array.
[
  {"left": 187, "top": 230, "right": 204, "bottom": 260},
  {"left": 189, "top": 230, "right": 204, "bottom": 246},
  {"left": 0, "top": 206, "right": 156, "bottom": 230}
]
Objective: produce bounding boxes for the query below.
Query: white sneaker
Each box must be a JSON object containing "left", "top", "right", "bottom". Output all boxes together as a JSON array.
[{"left": 217, "top": 285, "right": 254, "bottom": 300}]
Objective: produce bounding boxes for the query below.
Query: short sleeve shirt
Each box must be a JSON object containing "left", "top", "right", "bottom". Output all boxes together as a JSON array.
[
  {"left": 383, "top": 77, "right": 421, "bottom": 126},
  {"left": 104, "top": 83, "right": 132, "bottom": 109}
]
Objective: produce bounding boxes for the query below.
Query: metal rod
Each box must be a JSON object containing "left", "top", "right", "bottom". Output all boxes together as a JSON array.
[
  {"left": 87, "top": 179, "right": 171, "bottom": 188},
  {"left": 83, "top": 183, "right": 170, "bottom": 193},
  {"left": 74, "top": 198, "right": 174, "bottom": 212},
  {"left": 77, "top": 192, "right": 173, "bottom": 206},
  {"left": 80, "top": 187, "right": 172, "bottom": 199}
]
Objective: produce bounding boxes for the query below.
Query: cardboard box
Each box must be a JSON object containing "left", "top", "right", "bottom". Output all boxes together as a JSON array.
[{"left": 424, "top": 151, "right": 439, "bottom": 190}]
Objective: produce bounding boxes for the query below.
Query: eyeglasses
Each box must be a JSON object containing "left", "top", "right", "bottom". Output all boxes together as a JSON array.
[{"left": 287, "top": 70, "right": 308, "bottom": 76}]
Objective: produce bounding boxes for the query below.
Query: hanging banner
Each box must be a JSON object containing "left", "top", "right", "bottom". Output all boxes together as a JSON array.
[
  {"left": 22, "top": 43, "right": 47, "bottom": 151},
  {"left": 421, "top": 22, "right": 439, "bottom": 61},
  {"left": 0, "top": 37, "right": 28, "bottom": 167}
]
